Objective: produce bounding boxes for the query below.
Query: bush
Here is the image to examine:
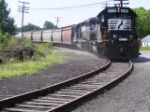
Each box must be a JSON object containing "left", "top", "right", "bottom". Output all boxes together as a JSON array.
[
  {"left": 0, "top": 32, "right": 7, "bottom": 49},
  {"left": 47, "top": 42, "right": 53, "bottom": 48},
  {"left": 21, "top": 37, "right": 32, "bottom": 49},
  {"left": 34, "top": 48, "right": 46, "bottom": 57},
  {"left": 4, "top": 37, "right": 18, "bottom": 50},
  {"left": 42, "top": 42, "right": 53, "bottom": 49},
  {"left": 34, "top": 44, "right": 46, "bottom": 58},
  {"left": 33, "top": 43, "right": 53, "bottom": 59},
  {"left": 4, "top": 32, "right": 11, "bottom": 39},
  {"left": 7, "top": 37, "right": 17, "bottom": 45}
]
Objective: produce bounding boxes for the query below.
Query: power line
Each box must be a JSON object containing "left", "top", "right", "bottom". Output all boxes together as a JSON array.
[
  {"left": 31, "top": 4, "right": 103, "bottom": 12},
  {"left": 102, "top": 1, "right": 112, "bottom": 8},
  {"left": 61, "top": 4, "right": 105, "bottom": 18},
  {"left": 31, "top": 0, "right": 113, "bottom": 10},
  {"left": 18, "top": 1, "right": 30, "bottom": 38}
]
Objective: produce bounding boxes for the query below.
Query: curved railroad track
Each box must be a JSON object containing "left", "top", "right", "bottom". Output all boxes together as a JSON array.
[{"left": 0, "top": 60, "right": 133, "bottom": 112}]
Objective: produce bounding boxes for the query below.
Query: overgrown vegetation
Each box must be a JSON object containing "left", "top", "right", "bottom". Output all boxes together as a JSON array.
[
  {"left": 32, "top": 43, "right": 51, "bottom": 59},
  {"left": 0, "top": 34, "right": 68, "bottom": 79},
  {"left": 133, "top": 7, "right": 150, "bottom": 38},
  {"left": 140, "top": 46, "right": 150, "bottom": 51},
  {"left": 0, "top": 51, "right": 67, "bottom": 79},
  {"left": 0, "top": 32, "right": 7, "bottom": 49}
]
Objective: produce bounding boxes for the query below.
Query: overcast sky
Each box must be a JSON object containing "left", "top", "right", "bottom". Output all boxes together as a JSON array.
[{"left": 5, "top": 0, "right": 150, "bottom": 28}]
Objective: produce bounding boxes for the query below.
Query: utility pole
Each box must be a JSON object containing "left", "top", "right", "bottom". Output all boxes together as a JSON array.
[
  {"left": 18, "top": 1, "right": 30, "bottom": 38},
  {"left": 54, "top": 17, "right": 61, "bottom": 28}
]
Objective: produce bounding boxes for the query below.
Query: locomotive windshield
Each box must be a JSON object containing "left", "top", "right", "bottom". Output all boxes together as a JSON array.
[
  {"left": 108, "top": 14, "right": 131, "bottom": 19},
  {"left": 107, "top": 8, "right": 129, "bottom": 13}
]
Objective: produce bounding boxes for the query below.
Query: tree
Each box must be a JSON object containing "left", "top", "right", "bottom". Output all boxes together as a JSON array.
[
  {"left": 18, "top": 23, "right": 41, "bottom": 32},
  {"left": 3, "top": 17, "right": 16, "bottom": 35},
  {"left": 133, "top": 7, "right": 150, "bottom": 38},
  {"left": 43, "top": 21, "right": 55, "bottom": 29},
  {"left": 0, "top": 0, "right": 16, "bottom": 35}
]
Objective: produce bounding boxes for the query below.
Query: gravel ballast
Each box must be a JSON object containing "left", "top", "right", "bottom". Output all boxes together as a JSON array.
[
  {"left": 72, "top": 51, "right": 150, "bottom": 112},
  {"left": 0, "top": 48, "right": 107, "bottom": 100}
]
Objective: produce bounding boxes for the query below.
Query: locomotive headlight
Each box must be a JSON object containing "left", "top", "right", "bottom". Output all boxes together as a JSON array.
[
  {"left": 129, "top": 35, "right": 133, "bottom": 40},
  {"left": 113, "top": 34, "right": 117, "bottom": 39}
]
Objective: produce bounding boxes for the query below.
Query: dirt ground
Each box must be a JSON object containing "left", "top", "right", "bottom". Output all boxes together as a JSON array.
[
  {"left": 72, "top": 51, "right": 150, "bottom": 112},
  {"left": 0, "top": 48, "right": 107, "bottom": 100}
]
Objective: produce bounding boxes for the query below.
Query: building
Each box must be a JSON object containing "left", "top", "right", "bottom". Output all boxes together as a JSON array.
[{"left": 141, "top": 35, "right": 150, "bottom": 47}]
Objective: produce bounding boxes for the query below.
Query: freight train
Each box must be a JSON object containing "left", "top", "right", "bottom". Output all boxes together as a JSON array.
[{"left": 22, "top": 0, "right": 141, "bottom": 59}]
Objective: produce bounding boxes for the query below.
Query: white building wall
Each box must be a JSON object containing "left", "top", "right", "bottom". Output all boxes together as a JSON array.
[{"left": 142, "top": 42, "right": 150, "bottom": 47}]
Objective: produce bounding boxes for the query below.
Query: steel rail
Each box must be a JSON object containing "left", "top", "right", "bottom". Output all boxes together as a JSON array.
[
  {"left": 0, "top": 61, "right": 133, "bottom": 112},
  {"left": 0, "top": 60, "right": 133, "bottom": 112},
  {"left": 46, "top": 60, "right": 133, "bottom": 112},
  {"left": 0, "top": 60, "right": 111, "bottom": 110}
]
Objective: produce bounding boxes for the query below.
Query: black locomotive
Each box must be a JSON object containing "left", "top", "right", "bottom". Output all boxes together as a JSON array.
[{"left": 73, "top": 0, "right": 140, "bottom": 59}]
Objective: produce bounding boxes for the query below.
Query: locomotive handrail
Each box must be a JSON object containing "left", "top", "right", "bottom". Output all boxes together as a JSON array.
[
  {"left": 102, "top": 27, "right": 108, "bottom": 49},
  {"left": 134, "top": 27, "right": 140, "bottom": 37}
]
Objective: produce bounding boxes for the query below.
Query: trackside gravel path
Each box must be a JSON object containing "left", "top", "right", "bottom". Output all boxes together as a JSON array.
[
  {"left": 72, "top": 51, "right": 150, "bottom": 112},
  {"left": 0, "top": 48, "right": 107, "bottom": 100}
]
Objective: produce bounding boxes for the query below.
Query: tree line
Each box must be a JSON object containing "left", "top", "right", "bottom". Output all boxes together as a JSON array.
[
  {"left": 17, "top": 21, "right": 57, "bottom": 32},
  {"left": 133, "top": 7, "right": 150, "bottom": 38},
  {"left": 0, "top": 0, "right": 150, "bottom": 38}
]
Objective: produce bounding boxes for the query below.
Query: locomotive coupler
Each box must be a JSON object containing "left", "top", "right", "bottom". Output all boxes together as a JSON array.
[{"left": 120, "top": 44, "right": 127, "bottom": 53}]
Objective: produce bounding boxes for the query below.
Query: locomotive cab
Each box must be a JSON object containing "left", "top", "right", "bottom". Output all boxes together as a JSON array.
[{"left": 97, "top": 6, "right": 140, "bottom": 59}]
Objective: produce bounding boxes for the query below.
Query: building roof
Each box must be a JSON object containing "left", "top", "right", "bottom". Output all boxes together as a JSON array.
[{"left": 141, "top": 35, "right": 150, "bottom": 42}]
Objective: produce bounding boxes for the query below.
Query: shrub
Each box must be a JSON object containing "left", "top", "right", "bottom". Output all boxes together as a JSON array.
[
  {"left": 7, "top": 37, "right": 17, "bottom": 45},
  {"left": 4, "top": 37, "right": 18, "bottom": 50},
  {"left": 47, "top": 42, "right": 53, "bottom": 48},
  {"left": 21, "top": 37, "right": 32, "bottom": 49},
  {"left": 35, "top": 48, "right": 46, "bottom": 57},
  {"left": 34, "top": 44, "right": 46, "bottom": 58},
  {"left": 0, "top": 32, "right": 7, "bottom": 49}
]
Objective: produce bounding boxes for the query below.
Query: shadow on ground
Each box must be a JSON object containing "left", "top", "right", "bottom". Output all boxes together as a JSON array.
[{"left": 131, "top": 56, "right": 150, "bottom": 63}]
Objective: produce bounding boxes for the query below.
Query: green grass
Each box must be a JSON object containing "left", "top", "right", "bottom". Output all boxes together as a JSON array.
[
  {"left": 0, "top": 43, "right": 68, "bottom": 79},
  {"left": 140, "top": 46, "right": 150, "bottom": 51}
]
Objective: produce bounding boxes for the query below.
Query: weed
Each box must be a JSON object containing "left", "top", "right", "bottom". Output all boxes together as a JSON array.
[
  {"left": 47, "top": 42, "right": 53, "bottom": 48},
  {"left": 0, "top": 32, "right": 7, "bottom": 49},
  {"left": 21, "top": 37, "right": 32, "bottom": 49},
  {"left": 140, "top": 46, "right": 150, "bottom": 51},
  {"left": 0, "top": 43, "right": 68, "bottom": 79}
]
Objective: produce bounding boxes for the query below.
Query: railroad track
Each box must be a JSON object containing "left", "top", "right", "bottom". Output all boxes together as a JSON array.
[{"left": 0, "top": 60, "right": 133, "bottom": 112}]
